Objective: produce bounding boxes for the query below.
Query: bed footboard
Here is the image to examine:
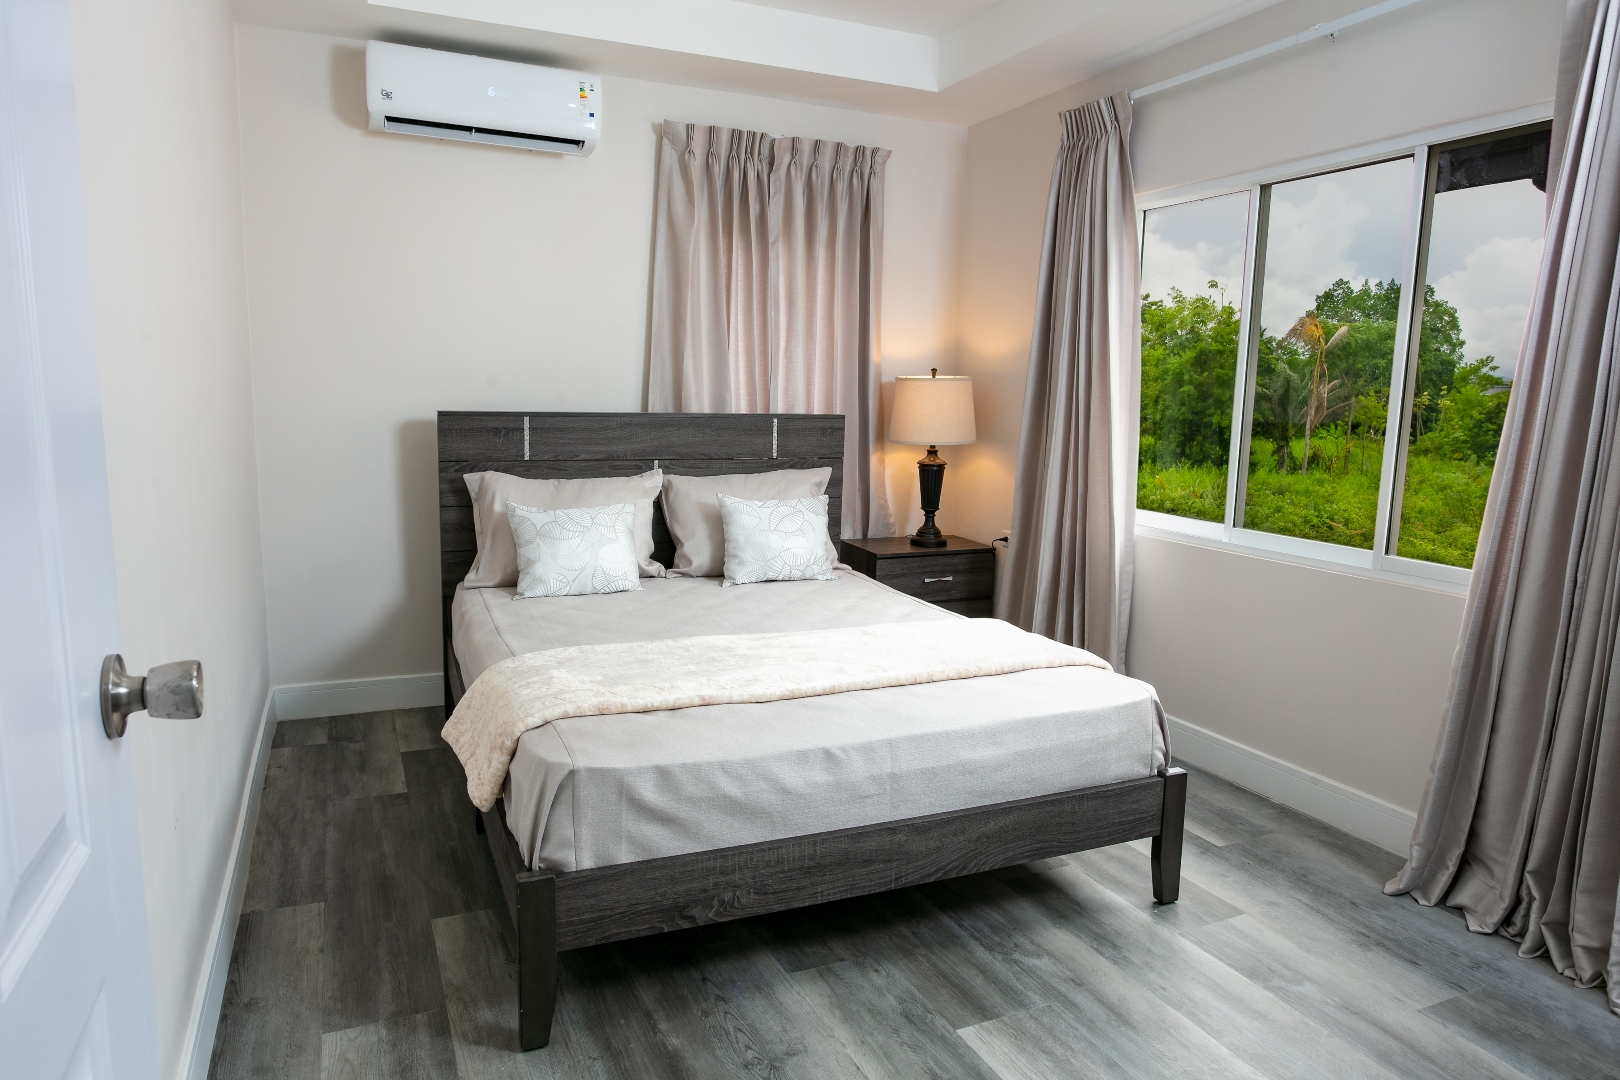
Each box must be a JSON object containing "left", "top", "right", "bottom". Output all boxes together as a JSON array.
[{"left": 478, "top": 767, "right": 1187, "bottom": 1052}]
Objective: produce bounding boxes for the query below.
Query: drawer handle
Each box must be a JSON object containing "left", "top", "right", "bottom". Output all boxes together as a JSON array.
[{"left": 924, "top": 575, "right": 953, "bottom": 583}]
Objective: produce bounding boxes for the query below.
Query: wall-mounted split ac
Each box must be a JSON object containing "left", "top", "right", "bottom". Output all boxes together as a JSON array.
[{"left": 365, "top": 41, "right": 602, "bottom": 156}]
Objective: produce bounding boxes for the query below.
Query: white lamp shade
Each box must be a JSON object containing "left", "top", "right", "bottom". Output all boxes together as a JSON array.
[{"left": 888, "top": 374, "right": 976, "bottom": 446}]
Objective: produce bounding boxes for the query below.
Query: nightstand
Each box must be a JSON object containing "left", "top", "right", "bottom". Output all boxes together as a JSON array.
[{"left": 840, "top": 535, "right": 996, "bottom": 617}]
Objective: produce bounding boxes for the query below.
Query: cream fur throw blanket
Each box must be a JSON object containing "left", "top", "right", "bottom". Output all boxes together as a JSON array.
[{"left": 443, "top": 619, "right": 1111, "bottom": 811}]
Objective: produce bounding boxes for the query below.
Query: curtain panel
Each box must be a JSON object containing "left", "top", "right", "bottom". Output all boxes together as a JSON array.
[
  {"left": 1387, "top": 0, "right": 1620, "bottom": 1016},
  {"left": 649, "top": 121, "right": 894, "bottom": 539},
  {"left": 995, "top": 94, "right": 1139, "bottom": 669}
]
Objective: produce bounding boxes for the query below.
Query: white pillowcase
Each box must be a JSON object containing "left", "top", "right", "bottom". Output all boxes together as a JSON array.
[
  {"left": 661, "top": 468, "right": 834, "bottom": 577},
  {"left": 507, "top": 502, "right": 644, "bottom": 598},
  {"left": 717, "top": 494, "right": 839, "bottom": 587},
  {"left": 463, "top": 469, "right": 665, "bottom": 587}
]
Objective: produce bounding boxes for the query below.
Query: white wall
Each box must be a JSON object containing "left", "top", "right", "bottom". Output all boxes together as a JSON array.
[
  {"left": 952, "top": 0, "right": 1561, "bottom": 823},
  {"left": 234, "top": 24, "right": 967, "bottom": 686},
  {"left": 67, "top": 1, "right": 269, "bottom": 1078}
]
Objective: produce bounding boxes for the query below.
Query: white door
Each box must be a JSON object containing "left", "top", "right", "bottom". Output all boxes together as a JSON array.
[{"left": 0, "top": 0, "right": 161, "bottom": 1076}]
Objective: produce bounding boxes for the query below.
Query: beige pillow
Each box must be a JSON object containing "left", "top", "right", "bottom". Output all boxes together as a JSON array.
[
  {"left": 463, "top": 470, "right": 665, "bottom": 587},
  {"left": 662, "top": 468, "right": 835, "bottom": 577}
]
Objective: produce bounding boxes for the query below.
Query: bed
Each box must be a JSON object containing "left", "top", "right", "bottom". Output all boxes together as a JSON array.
[{"left": 438, "top": 410, "right": 1186, "bottom": 1050}]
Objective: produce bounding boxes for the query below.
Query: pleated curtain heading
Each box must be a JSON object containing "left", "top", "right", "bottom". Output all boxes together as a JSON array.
[
  {"left": 649, "top": 121, "right": 894, "bottom": 540},
  {"left": 996, "top": 94, "right": 1139, "bottom": 670},
  {"left": 1387, "top": 0, "right": 1620, "bottom": 1016}
]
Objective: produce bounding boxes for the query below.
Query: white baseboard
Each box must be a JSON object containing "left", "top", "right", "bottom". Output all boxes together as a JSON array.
[
  {"left": 181, "top": 687, "right": 277, "bottom": 1080},
  {"left": 272, "top": 672, "right": 443, "bottom": 721},
  {"left": 1167, "top": 715, "right": 1416, "bottom": 856}
]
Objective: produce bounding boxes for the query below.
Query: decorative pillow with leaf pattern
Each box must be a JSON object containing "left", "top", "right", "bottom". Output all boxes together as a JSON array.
[
  {"left": 717, "top": 494, "right": 838, "bottom": 587},
  {"left": 506, "top": 502, "right": 644, "bottom": 598}
]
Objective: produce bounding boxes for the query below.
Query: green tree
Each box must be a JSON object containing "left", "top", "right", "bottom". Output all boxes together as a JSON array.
[
  {"left": 1415, "top": 356, "right": 1511, "bottom": 464},
  {"left": 1140, "top": 287, "right": 1239, "bottom": 470}
]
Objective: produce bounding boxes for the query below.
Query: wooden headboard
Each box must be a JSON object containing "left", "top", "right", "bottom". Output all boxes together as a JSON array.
[{"left": 438, "top": 411, "right": 845, "bottom": 700}]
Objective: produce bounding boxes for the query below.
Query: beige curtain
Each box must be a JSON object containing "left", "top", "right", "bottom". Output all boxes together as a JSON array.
[
  {"left": 648, "top": 123, "right": 772, "bottom": 413},
  {"left": 1386, "top": 0, "right": 1620, "bottom": 1017},
  {"left": 649, "top": 122, "right": 894, "bottom": 539},
  {"left": 995, "top": 94, "right": 1138, "bottom": 668}
]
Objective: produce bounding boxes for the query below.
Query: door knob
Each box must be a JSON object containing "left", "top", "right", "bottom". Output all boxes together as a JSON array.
[{"left": 101, "top": 654, "right": 203, "bottom": 739}]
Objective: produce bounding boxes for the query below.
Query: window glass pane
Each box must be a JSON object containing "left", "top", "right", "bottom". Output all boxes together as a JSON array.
[
  {"left": 1242, "top": 158, "right": 1413, "bottom": 548},
  {"left": 1138, "top": 192, "right": 1248, "bottom": 522},
  {"left": 1396, "top": 130, "right": 1548, "bottom": 567}
]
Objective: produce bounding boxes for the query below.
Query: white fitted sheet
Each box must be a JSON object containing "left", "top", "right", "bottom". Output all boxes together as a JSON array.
[{"left": 452, "top": 571, "right": 1168, "bottom": 871}]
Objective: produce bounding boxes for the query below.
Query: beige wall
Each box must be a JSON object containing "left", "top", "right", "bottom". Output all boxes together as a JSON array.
[
  {"left": 952, "top": 0, "right": 1561, "bottom": 815},
  {"left": 235, "top": 24, "right": 967, "bottom": 686},
  {"left": 68, "top": 1, "right": 269, "bottom": 1077}
]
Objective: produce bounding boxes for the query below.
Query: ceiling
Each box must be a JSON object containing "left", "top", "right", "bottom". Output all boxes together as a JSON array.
[
  {"left": 734, "top": 1, "right": 1004, "bottom": 37},
  {"left": 230, "top": 0, "right": 1293, "bottom": 124}
]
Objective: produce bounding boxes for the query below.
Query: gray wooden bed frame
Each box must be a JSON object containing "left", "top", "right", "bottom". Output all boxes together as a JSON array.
[{"left": 438, "top": 410, "right": 1186, "bottom": 1051}]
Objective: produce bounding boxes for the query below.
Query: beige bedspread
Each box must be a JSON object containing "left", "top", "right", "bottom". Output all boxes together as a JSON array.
[{"left": 443, "top": 618, "right": 1110, "bottom": 810}]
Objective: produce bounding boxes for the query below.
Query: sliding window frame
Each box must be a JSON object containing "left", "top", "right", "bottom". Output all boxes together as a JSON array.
[
  {"left": 1225, "top": 184, "right": 1267, "bottom": 532},
  {"left": 1132, "top": 103, "right": 1551, "bottom": 594}
]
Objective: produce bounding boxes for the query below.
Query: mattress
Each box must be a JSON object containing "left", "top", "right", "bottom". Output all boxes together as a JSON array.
[{"left": 452, "top": 570, "right": 1168, "bottom": 872}]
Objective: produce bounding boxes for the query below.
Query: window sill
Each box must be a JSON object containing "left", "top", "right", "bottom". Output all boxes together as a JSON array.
[{"left": 1135, "top": 509, "right": 1471, "bottom": 596}]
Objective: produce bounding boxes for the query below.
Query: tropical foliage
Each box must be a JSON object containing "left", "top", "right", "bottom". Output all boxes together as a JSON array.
[{"left": 1138, "top": 278, "right": 1511, "bottom": 568}]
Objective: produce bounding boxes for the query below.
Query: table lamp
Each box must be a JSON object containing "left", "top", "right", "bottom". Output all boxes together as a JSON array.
[{"left": 888, "top": 369, "right": 976, "bottom": 547}]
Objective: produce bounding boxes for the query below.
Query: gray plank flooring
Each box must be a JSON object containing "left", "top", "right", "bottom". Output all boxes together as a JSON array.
[{"left": 211, "top": 708, "right": 1619, "bottom": 1080}]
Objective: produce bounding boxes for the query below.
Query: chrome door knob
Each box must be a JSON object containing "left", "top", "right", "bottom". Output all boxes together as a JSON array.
[{"left": 101, "top": 654, "right": 203, "bottom": 739}]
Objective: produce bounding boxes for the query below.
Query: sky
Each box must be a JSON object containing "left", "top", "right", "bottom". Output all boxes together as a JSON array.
[{"left": 1141, "top": 160, "right": 1546, "bottom": 377}]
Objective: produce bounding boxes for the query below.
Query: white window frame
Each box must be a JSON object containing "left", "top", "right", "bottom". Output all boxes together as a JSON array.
[{"left": 1135, "top": 103, "right": 1552, "bottom": 596}]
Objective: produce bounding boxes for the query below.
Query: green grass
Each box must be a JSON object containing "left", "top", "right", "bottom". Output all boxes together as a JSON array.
[
  {"left": 1396, "top": 453, "right": 1493, "bottom": 568},
  {"left": 1137, "top": 461, "right": 1226, "bottom": 522},
  {"left": 1139, "top": 434, "right": 1490, "bottom": 568}
]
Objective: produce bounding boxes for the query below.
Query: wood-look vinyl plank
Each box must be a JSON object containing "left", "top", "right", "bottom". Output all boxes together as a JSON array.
[
  {"left": 320, "top": 1010, "right": 458, "bottom": 1080},
  {"left": 400, "top": 748, "right": 506, "bottom": 919},
  {"left": 751, "top": 886, "right": 1040, "bottom": 1030},
  {"left": 1172, "top": 830, "right": 1481, "bottom": 1008},
  {"left": 1178, "top": 767, "right": 1307, "bottom": 846},
  {"left": 242, "top": 757, "right": 326, "bottom": 912},
  {"left": 553, "top": 944, "right": 713, "bottom": 1080},
  {"left": 274, "top": 717, "right": 330, "bottom": 748},
  {"left": 322, "top": 794, "right": 446, "bottom": 1033},
  {"left": 749, "top": 893, "right": 882, "bottom": 974},
  {"left": 820, "top": 887, "right": 1045, "bottom": 1031},
  {"left": 789, "top": 955, "right": 1002, "bottom": 1080},
  {"left": 957, "top": 1003, "right": 1134, "bottom": 1080},
  {"left": 208, "top": 904, "right": 324, "bottom": 1080},
  {"left": 432, "top": 909, "right": 564, "bottom": 1079},
  {"left": 395, "top": 706, "right": 449, "bottom": 753},
  {"left": 1183, "top": 820, "right": 1620, "bottom": 1056},
  {"left": 1420, "top": 984, "right": 1620, "bottom": 1080},
  {"left": 1001, "top": 859, "right": 1403, "bottom": 1080},
  {"left": 328, "top": 712, "right": 407, "bottom": 799},
  {"left": 924, "top": 874, "right": 1266, "bottom": 1080},
  {"left": 1061, "top": 839, "right": 1243, "bottom": 931},
  {"left": 607, "top": 934, "right": 841, "bottom": 1080},
  {"left": 680, "top": 928, "right": 871, "bottom": 1080},
  {"left": 1187, "top": 914, "right": 1532, "bottom": 1080}
]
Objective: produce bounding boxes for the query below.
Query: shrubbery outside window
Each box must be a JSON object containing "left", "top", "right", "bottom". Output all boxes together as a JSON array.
[{"left": 1136, "top": 118, "right": 1551, "bottom": 586}]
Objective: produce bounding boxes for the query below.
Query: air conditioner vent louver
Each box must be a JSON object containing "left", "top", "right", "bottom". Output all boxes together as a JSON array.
[
  {"left": 382, "top": 116, "right": 586, "bottom": 154},
  {"left": 366, "top": 42, "right": 601, "bottom": 157}
]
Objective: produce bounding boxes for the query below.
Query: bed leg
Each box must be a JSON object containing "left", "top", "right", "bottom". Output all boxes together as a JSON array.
[
  {"left": 1152, "top": 768, "right": 1187, "bottom": 904},
  {"left": 515, "top": 870, "right": 558, "bottom": 1051},
  {"left": 474, "top": 806, "right": 485, "bottom": 834}
]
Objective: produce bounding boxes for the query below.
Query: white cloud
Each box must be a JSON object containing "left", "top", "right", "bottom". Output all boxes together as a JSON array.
[
  {"left": 1434, "top": 235, "right": 1543, "bottom": 376},
  {"left": 1260, "top": 180, "right": 1369, "bottom": 329},
  {"left": 1140, "top": 227, "right": 1242, "bottom": 306}
]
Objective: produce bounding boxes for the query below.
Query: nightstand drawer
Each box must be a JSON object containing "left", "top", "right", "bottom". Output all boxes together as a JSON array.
[
  {"left": 935, "top": 597, "right": 994, "bottom": 618},
  {"left": 873, "top": 553, "right": 994, "bottom": 602}
]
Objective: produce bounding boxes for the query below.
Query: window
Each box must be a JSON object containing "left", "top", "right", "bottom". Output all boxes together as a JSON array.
[{"left": 1137, "top": 120, "right": 1550, "bottom": 582}]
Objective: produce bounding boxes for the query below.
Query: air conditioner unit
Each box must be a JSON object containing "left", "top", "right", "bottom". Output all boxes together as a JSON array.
[{"left": 365, "top": 41, "right": 601, "bottom": 156}]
